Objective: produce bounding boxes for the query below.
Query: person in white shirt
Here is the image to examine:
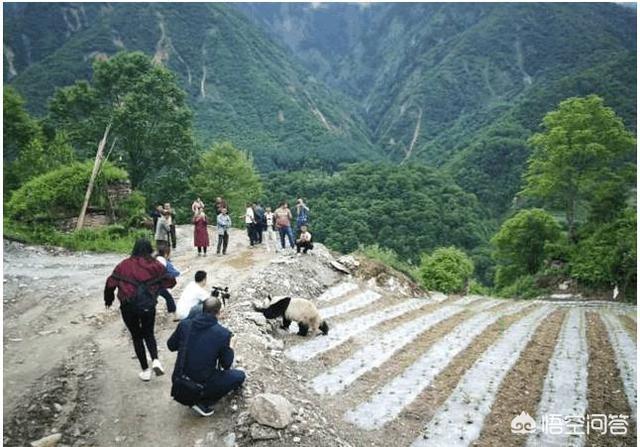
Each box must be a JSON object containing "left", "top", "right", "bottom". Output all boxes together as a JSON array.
[
  {"left": 175, "top": 271, "right": 210, "bottom": 320},
  {"left": 245, "top": 202, "right": 256, "bottom": 247},
  {"left": 264, "top": 207, "right": 276, "bottom": 251}
]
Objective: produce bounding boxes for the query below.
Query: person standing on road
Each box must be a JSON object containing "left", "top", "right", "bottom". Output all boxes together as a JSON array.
[
  {"left": 274, "top": 202, "right": 295, "bottom": 251},
  {"left": 155, "top": 209, "right": 172, "bottom": 253},
  {"left": 264, "top": 206, "right": 276, "bottom": 251},
  {"left": 168, "top": 297, "right": 245, "bottom": 417},
  {"left": 295, "top": 198, "right": 310, "bottom": 232},
  {"left": 104, "top": 239, "right": 176, "bottom": 381},
  {"left": 245, "top": 202, "right": 256, "bottom": 247},
  {"left": 193, "top": 209, "right": 210, "bottom": 256},
  {"left": 191, "top": 197, "right": 205, "bottom": 215},
  {"left": 216, "top": 207, "right": 231, "bottom": 255},
  {"left": 254, "top": 202, "right": 265, "bottom": 244},
  {"left": 164, "top": 202, "right": 177, "bottom": 249},
  {"left": 215, "top": 196, "right": 228, "bottom": 215}
]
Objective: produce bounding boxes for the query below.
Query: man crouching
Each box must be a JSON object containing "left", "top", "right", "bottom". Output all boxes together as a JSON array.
[{"left": 167, "top": 297, "right": 245, "bottom": 416}]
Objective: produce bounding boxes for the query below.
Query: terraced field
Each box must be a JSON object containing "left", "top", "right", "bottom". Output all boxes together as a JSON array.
[{"left": 285, "top": 281, "right": 638, "bottom": 447}]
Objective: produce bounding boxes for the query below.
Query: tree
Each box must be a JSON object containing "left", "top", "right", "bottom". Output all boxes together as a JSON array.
[
  {"left": 46, "top": 51, "right": 199, "bottom": 204},
  {"left": 491, "top": 208, "right": 562, "bottom": 288},
  {"left": 9, "top": 132, "right": 76, "bottom": 188},
  {"left": 3, "top": 87, "right": 41, "bottom": 164},
  {"left": 418, "top": 247, "right": 474, "bottom": 294},
  {"left": 522, "top": 95, "right": 636, "bottom": 241},
  {"left": 190, "top": 142, "right": 263, "bottom": 221}
]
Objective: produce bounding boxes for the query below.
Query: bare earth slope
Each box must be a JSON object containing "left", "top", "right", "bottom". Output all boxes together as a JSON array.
[{"left": 3, "top": 225, "right": 637, "bottom": 447}]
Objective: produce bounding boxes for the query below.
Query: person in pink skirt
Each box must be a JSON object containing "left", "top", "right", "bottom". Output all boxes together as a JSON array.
[{"left": 193, "top": 209, "right": 210, "bottom": 256}]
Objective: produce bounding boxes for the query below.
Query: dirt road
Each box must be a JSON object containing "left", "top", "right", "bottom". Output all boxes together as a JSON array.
[{"left": 3, "top": 226, "right": 274, "bottom": 447}]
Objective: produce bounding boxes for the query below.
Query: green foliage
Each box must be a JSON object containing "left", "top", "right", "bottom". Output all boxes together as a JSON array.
[
  {"left": 418, "top": 247, "right": 474, "bottom": 294},
  {"left": 190, "top": 142, "right": 264, "bottom": 222},
  {"left": 9, "top": 132, "right": 76, "bottom": 188},
  {"left": 571, "top": 209, "right": 636, "bottom": 302},
  {"left": 6, "top": 161, "right": 129, "bottom": 223},
  {"left": 3, "top": 86, "right": 41, "bottom": 163},
  {"left": 491, "top": 209, "right": 562, "bottom": 288},
  {"left": 4, "top": 218, "right": 150, "bottom": 254},
  {"left": 357, "top": 244, "right": 418, "bottom": 280},
  {"left": 263, "top": 163, "right": 490, "bottom": 264},
  {"left": 468, "top": 280, "right": 491, "bottom": 296},
  {"left": 522, "top": 95, "right": 636, "bottom": 239},
  {"left": 114, "top": 191, "right": 148, "bottom": 228},
  {"left": 496, "top": 275, "right": 547, "bottom": 300},
  {"left": 46, "top": 51, "right": 199, "bottom": 204}
]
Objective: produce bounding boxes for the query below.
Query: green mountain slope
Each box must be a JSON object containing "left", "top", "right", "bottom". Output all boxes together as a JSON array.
[{"left": 4, "top": 3, "right": 380, "bottom": 172}]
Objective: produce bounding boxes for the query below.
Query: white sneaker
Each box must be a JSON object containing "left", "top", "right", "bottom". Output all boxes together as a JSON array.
[
  {"left": 152, "top": 359, "right": 165, "bottom": 376},
  {"left": 191, "top": 404, "right": 215, "bottom": 417},
  {"left": 139, "top": 369, "right": 152, "bottom": 381}
]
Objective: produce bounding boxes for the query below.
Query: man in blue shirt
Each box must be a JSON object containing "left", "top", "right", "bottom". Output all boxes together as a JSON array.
[{"left": 167, "top": 297, "right": 245, "bottom": 416}]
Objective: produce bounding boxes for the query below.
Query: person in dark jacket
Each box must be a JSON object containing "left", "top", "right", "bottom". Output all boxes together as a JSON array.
[
  {"left": 167, "top": 297, "right": 246, "bottom": 416},
  {"left": 104, "top": 238, "right": 177, "bottom": 381}
]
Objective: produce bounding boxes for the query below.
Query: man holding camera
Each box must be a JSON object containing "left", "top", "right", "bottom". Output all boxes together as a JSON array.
[
  {"left": 168, "top": 297, "right": 245, "bottom": 416},
  {"left": 175, "top": 271, "right": 209, "bottom": 320}
]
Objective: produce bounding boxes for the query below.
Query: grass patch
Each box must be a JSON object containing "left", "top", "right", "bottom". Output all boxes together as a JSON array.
[
  {"left": 4, "top": 218, "right": 150, "bottom": 254},
  {"left": 356, "top": 244, "right": 419, "bottom": 281}
]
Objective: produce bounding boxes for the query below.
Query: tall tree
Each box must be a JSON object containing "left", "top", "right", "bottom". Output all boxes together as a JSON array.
[
  {"left": 521, "top": 95, "right": 636, "bottom": 241},
  {"left": 46, "top": 51, "right": 199, "bottom": 204},
  {"left": 190, "top": 142, "right": 263, "bottom": 221},
  {"left": 491, "top": 208, "right": 562, "bottom": 288}
]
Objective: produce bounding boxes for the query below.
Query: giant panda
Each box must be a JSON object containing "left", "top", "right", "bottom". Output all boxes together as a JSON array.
[{"left": 253, "top": 295, "right": 329, "bottom": 336}]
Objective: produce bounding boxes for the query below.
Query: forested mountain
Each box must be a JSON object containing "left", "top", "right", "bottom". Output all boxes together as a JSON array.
[
  {"left": 239, "top": 2, "right": 636, "bottom": 214},
  {"left": 3, "top": 2, "right": 378, "bottom": 171}
]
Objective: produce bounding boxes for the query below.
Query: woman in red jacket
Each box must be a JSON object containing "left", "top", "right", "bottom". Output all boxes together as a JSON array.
[
  {"left": 193, "top": 209, "right": 210, "bottom": 256},
  {"left": 104, "top": 239, "right": 177, "bottom": 381}
]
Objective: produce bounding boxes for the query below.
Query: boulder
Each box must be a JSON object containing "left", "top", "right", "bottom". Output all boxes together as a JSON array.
[{"left": 249, "top": 393, "right": 294, "bottom": 429}]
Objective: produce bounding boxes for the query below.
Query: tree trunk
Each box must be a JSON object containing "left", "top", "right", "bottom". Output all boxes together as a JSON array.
[{"left": 76, "top": 123, "right": 111, "bottom": 231}]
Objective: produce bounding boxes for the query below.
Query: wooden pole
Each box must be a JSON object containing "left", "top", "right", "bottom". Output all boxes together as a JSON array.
[{"left": 76, "top": 122, "right": 111, "bottom": 231}]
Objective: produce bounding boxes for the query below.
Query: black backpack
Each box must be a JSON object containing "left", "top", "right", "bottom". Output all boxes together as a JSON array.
[{"left": 110, "top": 273, "right": 164, "bottom": 314}]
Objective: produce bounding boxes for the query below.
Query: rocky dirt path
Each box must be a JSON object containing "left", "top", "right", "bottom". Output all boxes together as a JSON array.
[
  {"left": 3, "top": 226, "right": 638, "bottom": 447},
  {"left": 3, "top": 226, "right": 274, "bottom": 447}
]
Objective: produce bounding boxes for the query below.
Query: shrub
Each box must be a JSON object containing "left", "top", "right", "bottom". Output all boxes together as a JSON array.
[
  {"left": 497, "top": 275, "right": 547, "bottom": 300},
  {"left": 418, "top": 246, "right": 474, "bottom": 294},
  {"left": 6, "top": 161, "right": 129, "bottom": 223}
]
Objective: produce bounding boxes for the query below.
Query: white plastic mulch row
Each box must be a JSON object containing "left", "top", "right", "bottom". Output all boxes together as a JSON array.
[
  {"left": 317, "top": 282, "right": 360, "bottom": 302},
  {"left": 600, "top": 312, "right": 637, "bottom": 420},
  {"left": 409, "top": 305, "right": 554, "bottom": 447},
  {"left": 527, "top": 308, "right": 588, "bottom": 447},
  {"left": 319, "top": 290, "right": 383, "bottom": 319},
  {"left": 285, "top": 298, "right": 432, "bottom": 362},
  {"left": 311, "top": 296, "right": 490, "bottom": 395},
  {"left": 344, "top": 300, "right": 533, "bottom": 430}
]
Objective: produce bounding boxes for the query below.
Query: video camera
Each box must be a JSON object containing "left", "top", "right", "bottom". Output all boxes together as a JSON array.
[{"left": 211, "top": 286, "right": 231, "bottom": 307}]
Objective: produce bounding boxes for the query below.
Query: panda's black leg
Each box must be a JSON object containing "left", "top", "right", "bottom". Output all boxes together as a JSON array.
[
  {"left": 297, "top": 323, "right": 309, "bottom": 336},
  {"left": 281, "top": 317, "right": 291, "bottom": 330}
]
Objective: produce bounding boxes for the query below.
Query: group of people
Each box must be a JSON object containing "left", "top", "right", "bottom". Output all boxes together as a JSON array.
[
  {"left": 190, "top": 196, "right": 232, "bottom": 256},
  {"left": 104, "top": 239, "right": 245, "bottom": 417},
  {"left": 244, "top": 198, "right": 314, "bottom": 254}
]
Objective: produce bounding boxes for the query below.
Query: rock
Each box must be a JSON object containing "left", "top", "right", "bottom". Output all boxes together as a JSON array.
[
  {"left": 222, "top": 432, "right": 236, "bottom": 447},
  {"left": 246, "top": 313, "right": 267, "bottom": 326},
  {"left": 337, "top": 255, "right": 359, "bottom": 270},
  {"left": 250, "top": 423, "right": 279, "bottom": 440},
  {"left": 30, "top": 433, "right": 62, "bottom": 447},
  {"left": 249, "top": 393, "right": 295, "bottom": 429},
  {"left": 330, "top": 261, "right": 351, "bottom": 274},
  {"left": 293, "top": 436, "right": 301, "bottom": 443},
  {"left": 53, "top": 403, "right": 63, "bottom": 413}
]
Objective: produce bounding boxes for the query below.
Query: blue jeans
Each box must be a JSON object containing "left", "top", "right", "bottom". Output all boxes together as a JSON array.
[
  {"left": 199, "top": 369, "right": 246, "bottom": 406},
  {"left": 279, "top": 226, "right": 295, "bottom": 249}
]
